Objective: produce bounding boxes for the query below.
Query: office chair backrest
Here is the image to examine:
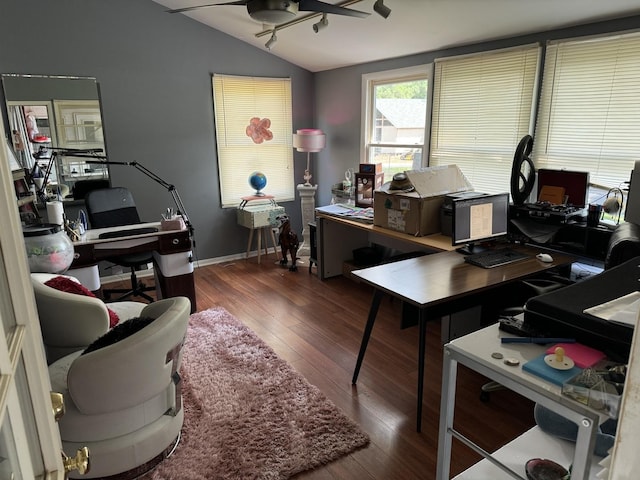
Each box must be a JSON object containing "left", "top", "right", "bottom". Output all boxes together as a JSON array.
[
  {"left": 72, "top": 179, "right": 110, "bottom": 200},
  {"left": 85, "top": 187, "right": 141, "bottom": 228}
]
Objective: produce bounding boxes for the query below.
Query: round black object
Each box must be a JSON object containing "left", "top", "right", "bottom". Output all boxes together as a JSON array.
[
  {"left": 22, "top": 223, "right": 63, "bottom": 237},
  {"left": 525, "top": 458, "right": 570, "bottom": 480},
  {"left": 510, "top": 134, "right": 536, "bottom": 206}
]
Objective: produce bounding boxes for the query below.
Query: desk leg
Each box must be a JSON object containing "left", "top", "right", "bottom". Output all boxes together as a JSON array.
[
  {"left": 572, "top": 417, "right": 598, "bottom": 480},
  {"left": 417, "top": 309, "right": 428, "bottom": 432},
  {"left": 246, "top": 228, "right": 254, "bottom": 260},
  {"left": 352, "top": 289, "right": 383, "bottom": 384},
  {"left": 436, "top": 348, "right": 458, "bottom": 480}
]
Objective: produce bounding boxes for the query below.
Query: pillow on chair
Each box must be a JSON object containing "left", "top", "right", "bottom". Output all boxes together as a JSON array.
[
  {"left": 83, "top": 316, "right": 155, "bottom": 354},
  {"left": 45, "top": 276, "right": 120, "bottom": 328}
]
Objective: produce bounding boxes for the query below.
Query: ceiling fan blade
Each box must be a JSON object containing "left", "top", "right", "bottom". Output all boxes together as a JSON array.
[
  {"left": 297, "top": 0, "right": 369, "bottom": 18},
  {"left": 166, "top": 1, "right": 247, "bottom": 14}
]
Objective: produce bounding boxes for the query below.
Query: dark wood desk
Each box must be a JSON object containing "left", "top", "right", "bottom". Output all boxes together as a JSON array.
[
  {"left": 68, "top": 222, "right": 197, "bottom": 313},
  {"left": 316, "top": 211, "right": 455, "bottom": 279},
  {"left": 350, "top": 245, "right": 576, "bottom": 432}
]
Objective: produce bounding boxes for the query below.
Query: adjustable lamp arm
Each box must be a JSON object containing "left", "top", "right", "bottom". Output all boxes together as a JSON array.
[{"left": 70, "top": 153, "right": 194, "bottom": 236}]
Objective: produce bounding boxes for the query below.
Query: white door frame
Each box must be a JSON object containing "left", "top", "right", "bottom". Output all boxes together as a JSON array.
[{"left": 0, "top": 118, "right": 64, "bottom": 479}]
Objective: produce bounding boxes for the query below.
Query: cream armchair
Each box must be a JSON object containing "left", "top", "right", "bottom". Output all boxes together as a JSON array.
[
  {"left": 31, "top": 273, "right": 146, "bottom": 364},
  {"left": 48, "top": 296, "right": 190, "bottom": 479}
]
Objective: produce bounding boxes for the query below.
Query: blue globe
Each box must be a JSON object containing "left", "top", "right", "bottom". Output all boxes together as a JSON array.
[{"left": 249, "top": 171, "right": 267, "bottom": 195}]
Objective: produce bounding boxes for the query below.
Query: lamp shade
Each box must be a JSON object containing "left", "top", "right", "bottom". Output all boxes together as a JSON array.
[{"left": 293, "top": 129, "right": 325, "bottom": 152}]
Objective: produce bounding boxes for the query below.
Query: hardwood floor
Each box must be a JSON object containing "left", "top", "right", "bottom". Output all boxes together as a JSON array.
[{"left": 106, "top": 254, "right": 536, "bottom": 479}]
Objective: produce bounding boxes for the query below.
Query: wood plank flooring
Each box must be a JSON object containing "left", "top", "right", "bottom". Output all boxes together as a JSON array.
[{"left": 105, "top": 254, "right": 536, "bottom": 479}]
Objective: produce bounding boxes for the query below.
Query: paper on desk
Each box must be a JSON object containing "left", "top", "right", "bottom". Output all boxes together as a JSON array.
[
  {"left": 316, "top": 204, "right": 374, "bottom": 223},
  {"left": 583, "top": 291, "right": 640, "bottom": 327}
]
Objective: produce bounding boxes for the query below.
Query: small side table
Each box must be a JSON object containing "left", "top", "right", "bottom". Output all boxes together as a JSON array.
[{"left": 237, "top": 195, "right": 284, "bottom": 264}]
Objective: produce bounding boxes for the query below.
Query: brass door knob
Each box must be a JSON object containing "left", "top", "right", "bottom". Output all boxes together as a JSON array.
[
  {"left": 62, "top": 447, "right": 90, "bottom": 475},
  {"left": 50, "top": 392, "right": 65, "bottom": 422}
]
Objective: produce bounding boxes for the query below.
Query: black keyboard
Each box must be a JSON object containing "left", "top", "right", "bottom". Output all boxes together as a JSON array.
[
  {"left": 464, "top": 248, "right": 529, "bottom": 269},
  {"left": 98, "top": 226, "right": 158, "bottom": 239}
]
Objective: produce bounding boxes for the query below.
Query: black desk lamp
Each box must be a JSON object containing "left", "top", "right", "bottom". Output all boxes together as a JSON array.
[{"left": 58, "top": 150, "right": 194, "bottom": 237}]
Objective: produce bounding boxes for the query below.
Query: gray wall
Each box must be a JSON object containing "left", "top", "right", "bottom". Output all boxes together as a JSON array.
[
  {"left": 313, "top": 15, "right": 640, "bottom": 207},
  {"left": 2, "top": 1, "right": 639, "bottom": 260},
  {"left": 0, "top": 0, "right": 314, "bottom": 261}
]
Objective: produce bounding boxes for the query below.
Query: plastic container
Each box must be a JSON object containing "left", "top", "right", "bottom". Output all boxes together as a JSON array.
[{"left": 23, "top": 223, "right": 75, "bottom": 274}]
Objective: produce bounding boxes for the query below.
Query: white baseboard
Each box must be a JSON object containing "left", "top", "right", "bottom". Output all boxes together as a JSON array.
[{"left": 97, "top": 250, "right": 291, "bottom": 284}]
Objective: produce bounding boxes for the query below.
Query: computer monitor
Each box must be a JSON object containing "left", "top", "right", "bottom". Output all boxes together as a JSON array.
[
  {"left": 536, "top": 169, "right": 589, "bottom": 208},
  {"left": 452, "top": 192, "right": 510, "bottom": 254}
]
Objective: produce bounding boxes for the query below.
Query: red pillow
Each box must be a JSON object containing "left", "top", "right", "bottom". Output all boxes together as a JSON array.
[{"left": 44, "top": 276, "right": 120, "bottom": 328}]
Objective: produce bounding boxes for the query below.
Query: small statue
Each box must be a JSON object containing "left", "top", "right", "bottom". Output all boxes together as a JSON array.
[{"left": 275, "top": 213, "right": 299, "bottom": 272}]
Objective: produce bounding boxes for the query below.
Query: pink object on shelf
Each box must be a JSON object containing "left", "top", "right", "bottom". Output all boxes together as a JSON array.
[{"left": 545, "top": 342, "right": 606, "bottom": 369}]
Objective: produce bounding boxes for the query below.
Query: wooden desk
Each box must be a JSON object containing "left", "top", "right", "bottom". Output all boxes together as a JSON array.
[
  {"left": 350, "top": 245, "right": 576, "bottom": 432},
  {"left": 69, "top": 222, "right": 197, "bottom": 313},
  {"left": 315, "top": 211, "right": 455, "bottom": 279}
]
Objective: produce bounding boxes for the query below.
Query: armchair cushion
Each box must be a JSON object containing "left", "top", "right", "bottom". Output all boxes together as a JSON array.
[
  {"left": 44, "top": 275, "right": 119, "bottom": 328},
  {"left": 83, "top": 316, "right": 155, "bottom": 354}
]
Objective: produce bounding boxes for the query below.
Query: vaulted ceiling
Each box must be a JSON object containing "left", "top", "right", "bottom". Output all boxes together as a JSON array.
[{"left": 153, "top": 0, "right": 640, "bottom": 72}]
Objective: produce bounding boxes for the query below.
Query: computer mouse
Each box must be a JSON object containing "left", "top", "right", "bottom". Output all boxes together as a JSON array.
[{"left": 536, "top": 253, "right": 553, "bottom": 263}]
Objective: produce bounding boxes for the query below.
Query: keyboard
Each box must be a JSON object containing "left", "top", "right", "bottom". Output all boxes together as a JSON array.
[
  {"left": 98, "top": 226, "right": 158, "bottom": 239},
  {"left": 464, "top": 248, "right": 529, "bottom": 269}
]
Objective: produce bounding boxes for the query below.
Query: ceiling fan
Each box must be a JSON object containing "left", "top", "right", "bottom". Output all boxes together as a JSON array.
[{"left": 167, "top": 0, "right": 370, "bottom": 24}]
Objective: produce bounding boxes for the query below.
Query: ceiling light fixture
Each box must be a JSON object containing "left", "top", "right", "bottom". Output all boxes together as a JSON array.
[
  {"left": 373, "top": 0, "right": 391, "bottom": 19},
  {"left": 313, "top": 13, "right": 328, "bottom": 33},
  {"left": 255, "top": 0, "right": 368, "bottom": 39},
  {"left": 265, "top": 29, "right": 277, "bottom": 50}
]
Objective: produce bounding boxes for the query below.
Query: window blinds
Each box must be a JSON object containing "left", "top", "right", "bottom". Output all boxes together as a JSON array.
[
  {"left": 213, "top": 74, "right": 294, "bottom": 207},
  {"left": 430, "top": 45, "right": 540, "bottom": 194},
  {"left": 533, "top": 31, "right": 640, "bottom": 189}
]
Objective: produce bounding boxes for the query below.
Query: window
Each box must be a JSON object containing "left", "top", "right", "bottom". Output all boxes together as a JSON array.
[
  {"left": 362, "top": 65, "right": 432, "bottom": 180},
  {"left": 213, "top": 74, "right": 294, "bottom": 207},
  {"left": 430, "top": 45, "right": 541, "bottom": 194},
  {"left": 533, "top": 31, "right": 640, "bottom": 192}
]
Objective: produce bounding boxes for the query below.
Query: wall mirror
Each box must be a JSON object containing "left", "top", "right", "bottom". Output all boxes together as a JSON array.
[{"left": 1, "top": 74, "right": 109, "bottom": 200}]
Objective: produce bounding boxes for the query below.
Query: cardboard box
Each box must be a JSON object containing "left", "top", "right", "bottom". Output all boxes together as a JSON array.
[{"left": 373, "top": 165, "right": 473, "bottom": 236}]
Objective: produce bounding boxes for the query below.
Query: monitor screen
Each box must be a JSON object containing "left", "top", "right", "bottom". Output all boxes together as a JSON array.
[
  {"left": 452, "top": 192, "right": 510, "bottom": 253},
  {"left": 536, "top": 169, "right": 589, "bottom": 208}
]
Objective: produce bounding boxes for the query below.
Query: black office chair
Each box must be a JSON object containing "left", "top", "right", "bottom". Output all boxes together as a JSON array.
[
  {"left": 72, "top": 179, "right": 110, "bottom": 200},
  {"left": 84, "top": 187, "right": 155, "bottom": 302}
]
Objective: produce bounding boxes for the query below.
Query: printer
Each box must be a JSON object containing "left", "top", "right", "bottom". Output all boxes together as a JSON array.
[{"left": 523, "top": 257, "right": 638, "bottom": 362}]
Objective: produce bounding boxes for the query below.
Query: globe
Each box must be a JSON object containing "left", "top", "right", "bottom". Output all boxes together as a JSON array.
[{"left": 249, "top": 171, "right": 267, "bottom": 196}]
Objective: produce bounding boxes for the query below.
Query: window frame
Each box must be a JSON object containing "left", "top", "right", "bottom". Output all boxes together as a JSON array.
[
  {"left": 532, "top": 30, "right": 640, "bottom": 195},
  {"left": 212, "top": 74, "right": 294, "bottom": 208},
  {"left": 361, "top": 64, "right": 433, "bottom": 177},
  {"left": 429, "top": 44, "right": 542, "bottom": 196}
]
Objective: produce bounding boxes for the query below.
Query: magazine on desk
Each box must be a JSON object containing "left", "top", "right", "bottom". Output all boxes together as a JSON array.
[{"left": 316, "top": 204, "right": 374, "bottom": 224}]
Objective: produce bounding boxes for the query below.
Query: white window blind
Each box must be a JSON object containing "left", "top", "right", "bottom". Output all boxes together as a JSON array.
[
  {"left": 430, "top": 45, "right": 540, "bottom": 194},
  {"left": 213, "top": 74, "right": 294, "bottom": 207},
  {"left": 533, "top": 32, "right": 640, "bottom": 189}
]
